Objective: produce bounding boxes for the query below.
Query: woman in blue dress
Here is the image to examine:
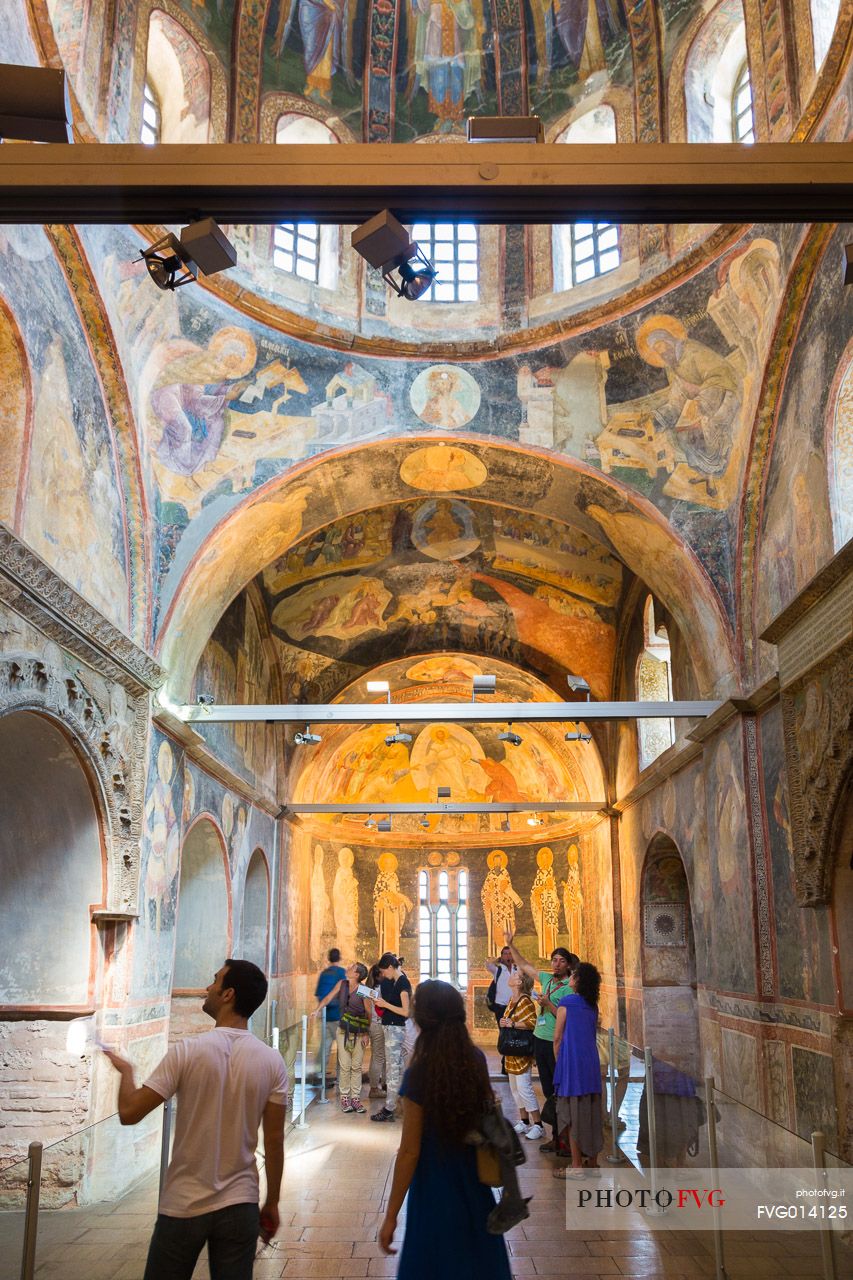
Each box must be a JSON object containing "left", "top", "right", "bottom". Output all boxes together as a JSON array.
[
  {"left": 552, "top": 961, "right": 604, "bottom": 1180},
  {"left": 378, "top": 980, "right": 512, "bottom": 1279}
]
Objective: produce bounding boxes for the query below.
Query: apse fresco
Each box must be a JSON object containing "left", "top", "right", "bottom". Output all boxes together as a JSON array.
[
  {"left": 0, "top": 227, "right": 130, "bottom": 630},
  {"left": 759, "top": 704, "right": 834, "bottom": 1005}
]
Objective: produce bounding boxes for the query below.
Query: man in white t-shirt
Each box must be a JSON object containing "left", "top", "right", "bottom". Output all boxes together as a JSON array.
[{"left": 104, "top": 958, "right": 287, "bottom": 1280}]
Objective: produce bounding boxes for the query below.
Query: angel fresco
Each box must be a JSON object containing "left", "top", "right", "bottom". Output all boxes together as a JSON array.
[
  {"left": 272, "top": 0, "right": 359, "bottom": 103},
  {"left": 528, "top": 0, "right": 626, "bottom": 90},
  {"left": 406, "top": 0, "right": 485, "bottom": 132}
]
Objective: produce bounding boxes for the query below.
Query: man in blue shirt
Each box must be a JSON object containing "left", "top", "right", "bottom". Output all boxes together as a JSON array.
[{"left": 315, "top": 947, "right": 346, "bottom": 1079}]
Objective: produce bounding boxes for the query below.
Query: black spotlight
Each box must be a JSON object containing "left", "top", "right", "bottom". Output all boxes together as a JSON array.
[
  {"left": 351, "top": 210, "right": 438, "bottom": 301},
  {"left": 140, "top": 218, "right": 237, "bottom": 292}
]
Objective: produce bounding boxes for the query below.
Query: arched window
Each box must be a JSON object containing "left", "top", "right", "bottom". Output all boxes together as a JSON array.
[
  {"left": 274, "top": 114, "right": 339, "bottom": 289},
  {"left": 636, "top": 596, "right": 675, "bottom": 770},
  {"left": 554, "top": 107, "right": 620, "bottom": 292},
  {"left": 144, "top": 10, "right": 212, "bottom": 143},
  {"left": 811, "top": 0, "right": 841, "bottom": 67},
  {"left": 827, "top": 341, "right": 853, "bottom": 551},
  {"left": 417, "top": 864, "right": 469, "bottom": 986},
  {"left": 409, "top": 222, "right": 479, "bottom": 303},
  {"left": 173, "top": 818, "right": 230, "bottom": 989},
  {"left": 731, "top": 60, "right": 754, "bottom": 142},
  {"left": 141, "top": 80, "right": 161, "bottom": 145}
]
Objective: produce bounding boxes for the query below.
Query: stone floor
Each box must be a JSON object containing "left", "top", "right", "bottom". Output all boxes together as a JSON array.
[{"left": 0, "top": 1067, "right": 846, "bottom": 1279}]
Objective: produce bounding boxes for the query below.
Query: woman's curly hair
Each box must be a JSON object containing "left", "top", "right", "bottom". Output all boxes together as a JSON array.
[
  {"left": 573, "top": 961, "right": 601, "bottom": 1008},
  {"left": 408, "top": 980, "right": 492, "bottom": 1147}
]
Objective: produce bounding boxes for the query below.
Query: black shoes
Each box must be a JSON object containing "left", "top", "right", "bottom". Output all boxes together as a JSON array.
[{"left": 370, "top": 1106, "right": 396, "bottom": 1122}]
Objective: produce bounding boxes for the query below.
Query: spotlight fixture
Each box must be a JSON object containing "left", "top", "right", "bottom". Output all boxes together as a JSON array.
[
  {"left": 385, "top": 723, "right": 413, "bottom": 747},
  {"left": 472, "top": 674, "right": 497, "bottom": 701},
  {"left": 501, "top": 814, "right": 511, "bottom": 833},
  {"left": 0, "top": 64, "right": 72, "bottom": 142},
  {"left": 294, "top": 724, "right": 322, "bottom": 746},
  {"left": 367, "top": 679, "right": 392, "bottom": 703},
  {"left": 466, "top": 115, "right": 543, "bottom": 144},
  {"left": 498, "top": 722, "right": 522, "bottom": 747},
  {"left": 351, "top": 210, "right": 437, "bottom": 301},
  {"left": 195, "top": 693, "right": 215, "bottom": 706},
  {"left": 845, "top": 243, "right": 853, "bottom": 286},
  {"left": 364, "top": 815, "right": 377, "bottom": 829},
  {"left": 437, "top": 787, "right": 451, "bottom": 800},
  {"left": 527, "top": 814, "right": 543, "bottom": 827},
  {"left": 566, "top": 675, "right": 591, "bottom": 699},
  {"left": 565, "top": 721, "right": 592, "bottom": 743},
  {"left": 420, "top": 814, "right": 431, "bottom": 829},
  {"left": 377, "top": 817, "right": 392, "bottom": 833},
  {"left": 140, "top": 217, "right": 237, "bottom": 292}
]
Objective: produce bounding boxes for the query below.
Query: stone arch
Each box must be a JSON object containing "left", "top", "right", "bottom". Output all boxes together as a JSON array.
[
  {"left": 136, "top": 0, "right": 228, "bottom": 143},
  {"left": 0, "top": 709, "right": 106, "bottom": 1008},
  {"left": 155, "top": 439, "right": 737, "bottom": 704},
  {"left": 825, "top": 332, "right": 853, "bottom": 552},
  {"left": 640, "top": 833, "right": 700, "bottom": 1078},
  {"left": 0, "top": 645, "right": 145, "bottom": 914},
  {"left": 683, "top": 0, "right": 750, "bottom": 142},
  {"left": 239, "top": 846, "right": 271, "bottom": 972},
  {"left": 172, "top": 814, "right": 232, "bottom": 990},
  {"left": 0, "top": 292, "right": 33, "bottom": 531}
]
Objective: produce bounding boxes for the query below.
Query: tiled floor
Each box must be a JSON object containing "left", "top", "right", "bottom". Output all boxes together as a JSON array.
[{"left": 2, "top": 1068, "right": 847, "bottom": 1279}]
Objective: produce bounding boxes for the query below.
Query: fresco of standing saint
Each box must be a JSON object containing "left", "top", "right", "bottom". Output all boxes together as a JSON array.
[
  {"left": 481, "top": 849, "right": 523, "bottom": 955},
  {"left": 530, "top": 847, "right": 560, "bottom": 958}
]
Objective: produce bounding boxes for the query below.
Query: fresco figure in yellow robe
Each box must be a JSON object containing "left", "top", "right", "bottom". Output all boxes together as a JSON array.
[
  {"left": 530, "top": 847, "right": 560, "bottom": 958},
  {"left": 481, "top": 849, "right": 523, "bottom": 955},
  {"left": 562, "top": 843, "right": 583, "bottom": 955},
  {"left": 373, "top": 853, "right": 412, "bottom": 957}
]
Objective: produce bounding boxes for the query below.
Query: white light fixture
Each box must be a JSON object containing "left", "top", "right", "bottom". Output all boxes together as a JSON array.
[
  {"left": 527, "top": 814, "right": 542, "bottom": 827},
  {"left": 196, "top": 693, "right": 214, "bottom": 706},
  {"left": 0, "top": 64, "right": 72, "bottom": 142},
  {"left": 566, "top": 675, "right": 591, "bottom": 699},
  {"left": 472, "top": 674, "right": 496, "bottom": 702},
  {"left": 366, "top": 680, "right": 391, "bottom": 703},
  {"left": 141, "top": 217, "right": 237, "bottom": 291},
  {"left": 565, "top": 722, "right": 592, "bottom": 743},
  {"left": 498, "top": 722, "right": 522, "bottom": 747},
  {"left": 385, "top": 723, "right": 412, "bottom": 746},
  {"left": 351, "top": 210, "right": 437, "bottom": 301},
  {"left": 364, "top": 815, "right": 377, "bottom": 829},
  {"left": 437, "top": 787, "right": 451, "bottom": 800},
  {"left": 466, "top": 115, "right": 543, "bottom": 144},
  {"left": 420, "top": 814, "right": 430, "bottom": 829},
  {"left": 294, "top": 724, "right": 322, "bottom": 746}
]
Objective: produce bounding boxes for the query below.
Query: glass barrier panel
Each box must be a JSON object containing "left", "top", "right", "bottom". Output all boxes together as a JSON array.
[
  {"left": 0, "top": 1149, "right": 30, "bottom": 1280},
  {"left": 637, "top": 1054, "right": 710, "bottom": 1171},
  {"left": 713, "top": 1085, "right": 813, "bottom": 1169}
]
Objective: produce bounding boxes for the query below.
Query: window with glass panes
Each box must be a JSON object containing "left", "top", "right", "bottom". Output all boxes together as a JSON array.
[
  {"left": 273, "top": 222, "right": 320, "bottom": 283},
  {"left": 141, "top": 81, "right": 161, "bottom": 145},
  {"left": 565, "top": 222, "right": 620, "bottom": 287},
  {"left": 418, "top": 867, "right": 469, "bottom": 987},
  {"left": 410, "top": 222, "right": 478, "bottom": 302},
  {"left": 732, "top": 61, "right": 754, "bottom": 142}
]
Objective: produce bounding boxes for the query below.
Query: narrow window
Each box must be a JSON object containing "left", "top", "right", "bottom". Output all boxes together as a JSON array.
[
  {"left": 417, "top": 866, "right": 469, "bottom": 987},
  {"left": 141, "top": 80, "right": 161, "bottom": 145},
  {"left": 273, "top": 222, "right": 320, "bottom": 284},
  {"left": 732, "top": 60, "right": 754, "bottom": 142},
  {"left": 636, "top": 596, "right": 675, "bottom": 770},
  {"left": 410, "top": 222, "right": 479, "bottom": 303}
]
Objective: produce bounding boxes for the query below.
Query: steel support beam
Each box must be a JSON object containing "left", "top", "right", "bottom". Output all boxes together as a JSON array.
[
  {"left": 178, "top": 700, "right": 718, "bottom": 723},
  {"left": 1, "top": 143, "right": 852, "bottom": 223},
  {"left": 287, "top": 801, "right": 605, "bottom": 813}
]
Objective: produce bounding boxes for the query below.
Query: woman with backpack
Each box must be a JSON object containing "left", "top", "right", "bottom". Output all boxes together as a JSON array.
[
  {"left": 378, "top": 980, "right": 512, "bottom": 1279},
  {"left": 313, "top": 960, "right": 372, "bottom": 1112},
  {"left": 499, "top": 969, "right": 542, "bottom": 1139}
]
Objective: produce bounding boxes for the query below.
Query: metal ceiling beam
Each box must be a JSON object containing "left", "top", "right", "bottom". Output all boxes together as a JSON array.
[
  {"left": 287, "top": 801, "right": 605, "bottom": 813},
  {"left": 179, "top": 700, "right": 719, "bottom": 723},
  {"left": 1, "top": 143, "right": 852, "bottom": 223}
]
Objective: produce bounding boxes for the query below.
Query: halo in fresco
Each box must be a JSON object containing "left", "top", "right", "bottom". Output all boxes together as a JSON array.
[
  {"left": 409, "top": 364, "right": 481, "bottom": 427},
  {"left": 400, "top": 444, "right": 487, "bottom": 491},
  {"left": 636, "top": 314, "right": 689, "bottom": 368},
  {"left": 411, "top": 498, "right": 480, "bottom": 560}
]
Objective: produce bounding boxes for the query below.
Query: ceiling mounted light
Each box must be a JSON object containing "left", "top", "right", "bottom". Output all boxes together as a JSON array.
[
  {"left": 466, "top": 115, "right": 543, "bottom": 144},
  {"left": 527, "top": 814, "right": 542, "bottom": 827},
  {"left": 472, "top": 674, "right": 496, "bottom": 702},
  {"left": 364, "top": 815, "right": 377, "bottom": 829},
  {"left": 385, "top": 723, "right": 413, "bottom": 747},
  {"left": 845, "top": 244, "right": 853, "bottom": 285},
  {"left": 501, "top": 814, "right": 511, "bottom": 832},
  {"left": 498, "top": 722, "right": 522, "bottom": 747},
  {"left": 565, "top": 721, "right": 592, "bottom": 743},
  {"left": 351, "top": 210, "right": 437, "bottom": 301},
  {"left": 566, "top": 675, "right": 591, "bottom": 699},
  {"left": 420, "top": 814, "right": 431, "bottom": 829},
  {"left": 0, "top": 64, "right": 72, "bottom": 142},
  {"left": 140, "top": 217, "right": 237, "bottom": 292},
  {"left": 377, "top": 817, "right": 392, "bottom": 833},
  {"left": 294, "top": 724, "right": 322, "bottom": 746},
  {"left": 195, "top": 693, "right": 214, "bottom": 706},
  {"left": 437, "top": 787, "right": 451, "bottom": 800},
  {"left": 367, "top": 680, "right": 392, "bottom": 703}
]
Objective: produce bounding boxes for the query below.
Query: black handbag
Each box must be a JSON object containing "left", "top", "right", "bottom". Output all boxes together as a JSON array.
[{"left": 497, "top": 1024, "right": 535, "bottom": 1057}]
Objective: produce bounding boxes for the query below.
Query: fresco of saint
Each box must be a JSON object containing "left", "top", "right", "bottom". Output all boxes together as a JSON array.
[
  {"left": 481, "top": 850, "right": 523, "bottom": 955},
  {"left": 373, "top": 853, "right": 413, "bottom": 956},
  {"left": 410, "top": 0, "right": 483, "bottom": 131},
  {"left": 530, "top": 847, "right": 560, "bottom": 958}
]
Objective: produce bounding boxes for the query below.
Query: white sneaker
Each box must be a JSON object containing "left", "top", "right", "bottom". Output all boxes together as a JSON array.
[
  {"left": 524, "top": 1123, "right": 544, "bottom": 1140},
  {"left": 513, "top": 1120, "right": 529, "bottom": 1134}
]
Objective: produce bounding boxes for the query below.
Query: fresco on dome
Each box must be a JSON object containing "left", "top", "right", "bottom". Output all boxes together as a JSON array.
[
  {"left": 192, "top": 593, "right": 280, "bottom": 796},
  {"left": 759, "top": 704, "right": 834, "bottom": 1005},
  {"left": 410, "top": 365, "right": 481, "bottom": 428},
  {"left": 0, "top": 227, "right": 129, "bottom": 630},
  {"left": 262, "top": 499, "right": 621, "bottom": 697}
]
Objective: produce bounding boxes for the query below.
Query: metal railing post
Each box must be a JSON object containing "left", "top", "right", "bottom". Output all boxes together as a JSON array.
[
  {"left": 606, "top": 1027, "right": 623, "bottom": 1165},
  {"left": 272, "top": 1024, "right": 280, "bottom": 1054},
  {"left": 318, "top": 1006, "right": 329, "bottom": 1104},
  {"left": 643, "top": 1048, "right": 663, "bottom": 1212},
  {"left": 20, "top": 1140, "right": 42, "bottom": 1280},
  {"left": 705, "top": 1077, "right": 727, "bottom": 1280},
  {"left": 159, "top": 1098, "right": 173, "bottom": 1199},
  {"left": 811, "top": 1130, "right": 836, "bottom": 1280},
  {"left": 297, "top": 1014, "right": 309, "bottom": 1129}
]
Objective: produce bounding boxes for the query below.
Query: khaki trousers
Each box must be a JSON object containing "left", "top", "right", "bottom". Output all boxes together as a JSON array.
[{"left": 336, "top": 1026, "right": 366, "bottom": 1098}]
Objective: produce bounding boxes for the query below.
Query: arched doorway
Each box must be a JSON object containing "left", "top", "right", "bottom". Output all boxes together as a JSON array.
[
  {"left": 239, "top": 848, "right": 270, "bottom": 1034},
  {"left": 171, "top": 816, "right": 230, "bottom": 1037},
  {"left": 640, "top": 833, "right": 700, "bottom": 1077}
]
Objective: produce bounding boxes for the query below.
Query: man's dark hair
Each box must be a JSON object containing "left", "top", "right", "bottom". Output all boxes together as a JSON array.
[
  {"left": 552, "top": 947, "right": 579, "bottom": 970},
  {"left": 328, "top": 948, "right": 341, "bottom": 963},
  {"left": 223, "top": 959, "right": 268, "bottom": 1017}
]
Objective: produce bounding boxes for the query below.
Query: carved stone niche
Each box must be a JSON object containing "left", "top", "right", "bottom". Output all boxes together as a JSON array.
[{"left": 762, "top": 545, "right": 853, "bottom": 905}]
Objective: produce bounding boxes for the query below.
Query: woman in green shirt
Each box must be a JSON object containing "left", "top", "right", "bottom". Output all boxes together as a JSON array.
[{"left": 505, "top": 930, "right": 577, "bottom": 1152}]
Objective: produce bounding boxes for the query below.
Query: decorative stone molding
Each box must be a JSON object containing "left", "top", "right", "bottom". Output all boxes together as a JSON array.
[
  {"left": 762, "top": 546, "right": 853, "bottom": 906},
  {"left": 0, "top": 524, "right": 164, "bottom": 695}
]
